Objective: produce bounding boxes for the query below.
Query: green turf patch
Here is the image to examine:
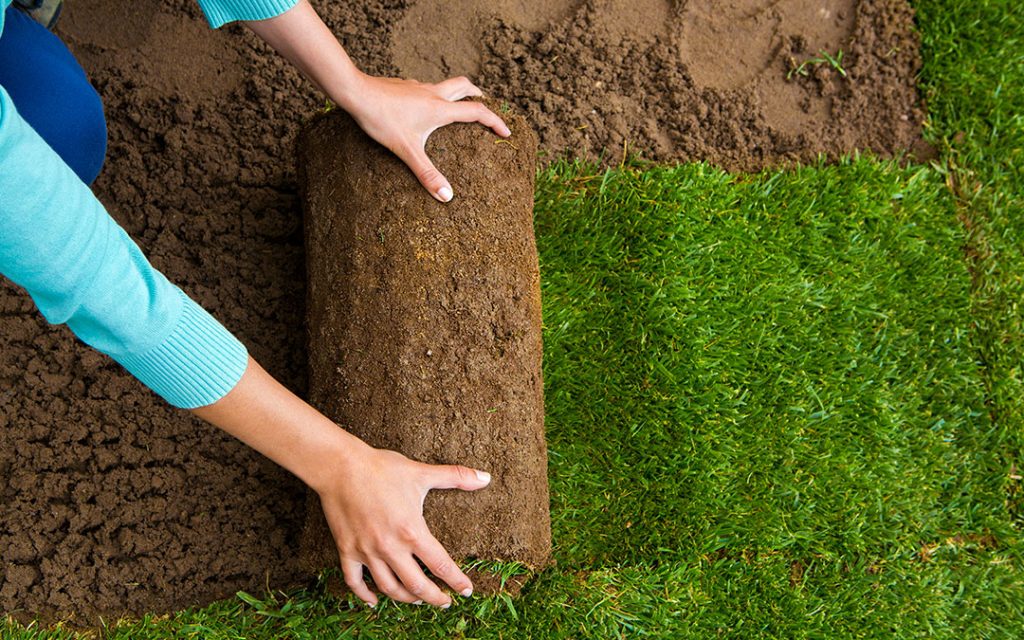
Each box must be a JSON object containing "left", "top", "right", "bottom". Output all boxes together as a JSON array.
[
  {"left": 916, "top": 0, "right": 1024, "bottom": 530},
  {"left": 17, "top": 548, "right": 1022, "bottom": 639},
  {"left": 537, "top": 159, "right": 1009, "bottom": 572}
]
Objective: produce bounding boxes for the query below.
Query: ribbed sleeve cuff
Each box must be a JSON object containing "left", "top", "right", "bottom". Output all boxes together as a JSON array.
[
  {"left": 197, "top": 0, "right": 300, "bottom": 28},
  {"left": 113, "top": 289, "right": 249, "bottom": 409}
]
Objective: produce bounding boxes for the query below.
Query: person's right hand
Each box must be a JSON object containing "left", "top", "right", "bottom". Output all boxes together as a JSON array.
[
  {"left": 317, "top": 441, "right": 493, "bottom": 608},
  {"left": 191, "top": 356, "right": 492, "bottom": 610}
]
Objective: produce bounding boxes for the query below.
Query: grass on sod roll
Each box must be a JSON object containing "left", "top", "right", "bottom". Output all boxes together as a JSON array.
[{"left": 5, "top": 0, "right": 1023, "bottom": 637}]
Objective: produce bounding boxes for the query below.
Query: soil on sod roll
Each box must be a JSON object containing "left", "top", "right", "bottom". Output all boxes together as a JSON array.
[
  {"left": 0, "top": 0, "right": 926, "bottom": 624},
  {"left": 297, "top": 108, "right": 550, "bottom": 595}
]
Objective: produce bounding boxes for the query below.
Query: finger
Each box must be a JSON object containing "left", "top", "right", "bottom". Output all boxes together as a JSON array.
[
  {"left": 427, "top": 463, "right": 492, "bottom": 491},
  {"left": 387, "top": 549, "right": 452, "bottom": 608},
  {"left": 403, "top": 146, "right": 453, "bottom": 203},
  {"left": 433, "top": 76, "right": 483, "bottom": 102},
  {"left": 415, "top": 534, "right": 474, "bottom": 597},
  {"left": 444, "top": 101, "right": 511, "bottom": 138},
  {"left": 341, "top": 558, "right": 378, "bottom": 607},
  {"left": 367, "top": 558, "right": 421, "bottom": 604}
]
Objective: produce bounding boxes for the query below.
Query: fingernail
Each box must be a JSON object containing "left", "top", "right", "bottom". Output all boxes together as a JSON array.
[
  {"left": 501, "top": 125, "right": 511, "bottom": 137},
  {"left": 476, "top": 470, "right": 491, "bottom": 484},
  {"left": 442, "top": 601, "right": 452, "bottom": 609},
  {"left": 413, "top": 600, "right": 424, "bottom": 605},
  {"left": 438, "top": 186, "right": 453, "bottom": 202},
  {"left": 461, "top": 587, "right": 473, "bottom": 597}
]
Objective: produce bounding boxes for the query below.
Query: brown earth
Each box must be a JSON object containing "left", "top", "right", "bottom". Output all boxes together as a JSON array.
[
  {"left": 409, "top": 0, "right": 932, "bottom": 168},
  {"left": 297, "top": 108, "right": 551, "bottom": 594},
  {"left": 0, "top": 0, "right": 926, "bottom": 624}
]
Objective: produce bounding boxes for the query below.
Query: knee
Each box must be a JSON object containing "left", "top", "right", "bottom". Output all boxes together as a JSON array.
[
  {"left": 0, "top": 7, "right": 107, "bottom": 184},
  {"left": 59, "top": 82, "right": 107, "bottom": 186},
  {"left": 10, "top": 73, "right": 107, "bottom": 186},
  {"left": 33, "top": 74, "right": 107, "bottom": 185}
]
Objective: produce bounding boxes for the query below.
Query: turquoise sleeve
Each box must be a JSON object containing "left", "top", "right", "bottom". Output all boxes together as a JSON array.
[
  {"left": 0, "top": 86, "right": 249, "bottom": 409},
  {"left": 195, "top": 0, "right": 300, "bottom": 28}
]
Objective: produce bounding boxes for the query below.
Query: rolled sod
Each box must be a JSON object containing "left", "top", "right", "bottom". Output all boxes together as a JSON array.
[{"left": 296, "top": 106, "right": 552, "bottom": 595}]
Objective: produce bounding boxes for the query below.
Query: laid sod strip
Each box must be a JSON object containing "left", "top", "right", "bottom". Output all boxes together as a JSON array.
[
  {"left": 8, "top": 549, "right": 1018, "bottom": 640},
  {"left": 538, "top": 158, "right": 1012, "bottom": 569},
  {"left": 7, "top": 157, "right": 1020, "bottom": 638},
  {"left": 916, "top": 0, "right": 1024, "bottom": 527}
]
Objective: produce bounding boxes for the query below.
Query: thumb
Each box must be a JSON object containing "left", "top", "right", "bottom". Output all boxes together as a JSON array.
[
  {"left": 427, "top": 463, "right": 492, "bottom": 491},
  {"left": 405, "top": 145, "right": 453, "bottom": 203}
]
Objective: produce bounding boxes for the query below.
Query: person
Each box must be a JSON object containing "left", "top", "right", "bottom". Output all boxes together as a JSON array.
[{"left": 0, "top": 0, "right": 513, "bottom": 610}]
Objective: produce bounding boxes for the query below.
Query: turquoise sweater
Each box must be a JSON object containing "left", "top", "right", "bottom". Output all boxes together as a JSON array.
[{"left": 0, "top": 0, "right": 298, "bottom": 408}]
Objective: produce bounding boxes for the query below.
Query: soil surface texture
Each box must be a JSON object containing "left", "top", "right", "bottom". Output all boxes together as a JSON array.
[
  {"left": 0, "top": 0, "right": 925, "bottom": 624},
  {"left": 407, "top": 0, "right": 931, "bottom": 169},
  {"left": 298, "top": 109, "right": 551, "bottom": 594}
]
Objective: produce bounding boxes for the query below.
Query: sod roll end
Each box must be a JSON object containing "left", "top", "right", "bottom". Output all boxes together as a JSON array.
[{"left": 297, "top": 106, "right": 552, "bottom": 595}]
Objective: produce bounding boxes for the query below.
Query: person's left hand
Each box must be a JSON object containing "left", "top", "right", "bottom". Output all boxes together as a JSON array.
[
  {"left": 344, "top": 73, "right": 511, "bottom": 202},
  {"left": 243, "top": 1, "right": 509, "bottom": 202}
]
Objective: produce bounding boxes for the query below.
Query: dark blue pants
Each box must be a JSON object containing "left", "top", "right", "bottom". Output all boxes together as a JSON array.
[{"left": 0, "top": 6, "right": 106, "bottom": 184}]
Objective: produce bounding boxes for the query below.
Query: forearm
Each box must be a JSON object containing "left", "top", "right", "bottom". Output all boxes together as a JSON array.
[
  {"left": 242, "top": 0, "right": 366, "bottom": 112},
  {"left": 191, "top": 355, "right": 370, "bottom": 493},
  {"left": 0, "top": 86, "right": 247, "bottom": 409}
]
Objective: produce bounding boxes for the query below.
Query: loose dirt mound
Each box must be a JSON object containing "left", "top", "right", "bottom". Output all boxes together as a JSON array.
[{"left": 0, "top": 0, "right": 925, "bottom": 624}]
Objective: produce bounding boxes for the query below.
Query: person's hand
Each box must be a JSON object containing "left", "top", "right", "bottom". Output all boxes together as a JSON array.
[
  {"left": 318, "top": 441, "right": 493, "bottom": 608},
  {"left": 243, "top": 1, "right": 509, "bottom": 202},
  {"left": 345, "top": 73, "right": 512, "bottom": 202},
  {"left": 191, "top": 357, "right": 493, "bottom": 609}
]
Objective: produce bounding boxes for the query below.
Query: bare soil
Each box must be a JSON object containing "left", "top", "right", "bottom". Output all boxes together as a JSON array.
[
  {"left": 0, "top": 0, "right": 926, "bottom": 623},
  {"left": 407, "top": 0, "right": 932, "bottom": 168}
]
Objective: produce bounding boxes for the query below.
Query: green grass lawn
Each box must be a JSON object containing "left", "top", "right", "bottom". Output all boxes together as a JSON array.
[{"left": 5, "top": 0, "right": 1022, "bottom": 637}]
